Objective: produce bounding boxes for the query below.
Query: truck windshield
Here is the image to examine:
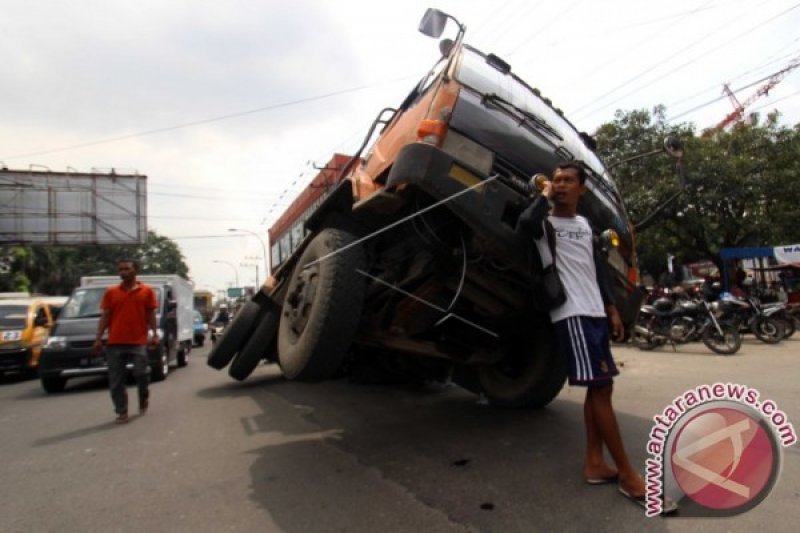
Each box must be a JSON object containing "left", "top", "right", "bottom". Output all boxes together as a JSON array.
[
  {"left": 62, "top": 287, "right": 162, "bottom": 319},
  {"left": 0, "top": 305, "right": 27, "bottom": 328},
  {"left": 455, "top": 46, "right": 616, "bottom": 190}
]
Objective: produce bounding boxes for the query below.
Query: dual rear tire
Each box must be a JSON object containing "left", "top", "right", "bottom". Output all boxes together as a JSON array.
[{"left": 208, "top": 228, "right": 366, "bottom": 383}]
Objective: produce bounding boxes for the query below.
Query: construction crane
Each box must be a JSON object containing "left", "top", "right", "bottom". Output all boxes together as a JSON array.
[{"left": 713, "top": 55, "right": 800, "bottom": 131}]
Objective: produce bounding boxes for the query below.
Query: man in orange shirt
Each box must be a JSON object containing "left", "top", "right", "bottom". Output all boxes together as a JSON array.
[{"left": 93, "top": 259, "right": 159, "bottom": 424}]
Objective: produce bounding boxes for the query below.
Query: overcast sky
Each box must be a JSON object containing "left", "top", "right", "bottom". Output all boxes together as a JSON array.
[{"left": 2, "top": 0, "right": 799, "bottom": 296}]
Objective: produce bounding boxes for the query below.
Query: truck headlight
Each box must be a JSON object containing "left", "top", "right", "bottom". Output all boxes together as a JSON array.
[
  {"left": 600, "top": 229, "right": 620, "bottom": 249},
  {"left": 441, "top": 130, "right": 494, "bottom": 176},
  {"left": 44, "top": 336, "right": 68, "bottom": 350}
]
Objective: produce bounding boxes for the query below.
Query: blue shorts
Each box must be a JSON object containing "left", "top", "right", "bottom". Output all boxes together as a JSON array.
[{"left": 553, "top": 316, "right": 619, "bottom": 387}]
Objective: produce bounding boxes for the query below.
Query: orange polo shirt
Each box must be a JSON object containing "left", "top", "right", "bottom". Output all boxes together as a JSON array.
[{"left": 101, "top": 282, "right": 158, "bottom": 345}]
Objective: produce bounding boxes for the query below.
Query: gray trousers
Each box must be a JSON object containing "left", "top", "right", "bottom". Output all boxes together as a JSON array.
[{"left": 106, "top": 344, "right": 149, "bottom": 414}]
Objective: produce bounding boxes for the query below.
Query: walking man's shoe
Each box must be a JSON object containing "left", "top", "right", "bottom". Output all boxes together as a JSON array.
[{"left": 115, "top": 411, "right": 129, "bottom": 424}]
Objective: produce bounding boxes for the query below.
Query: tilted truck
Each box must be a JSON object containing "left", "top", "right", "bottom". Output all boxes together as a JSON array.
[
  {"left": 208, "top": 9, "right": 683, "bottom": 405},
  {"left": 39, "top": 274, "right": 194, "bottom": 392}
]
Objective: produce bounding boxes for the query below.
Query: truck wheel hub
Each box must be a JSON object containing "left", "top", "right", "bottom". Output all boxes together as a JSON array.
[{"left": 286, "top": 266, "right": 319, "bottom": 336}]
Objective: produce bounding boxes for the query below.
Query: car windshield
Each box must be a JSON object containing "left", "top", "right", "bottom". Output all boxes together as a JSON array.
[
  {"left": 0, "top": 305, "right": 28, "bottom": 328},
  {"left": 61, "top": 287, "right": 162, "bottom": 319}
]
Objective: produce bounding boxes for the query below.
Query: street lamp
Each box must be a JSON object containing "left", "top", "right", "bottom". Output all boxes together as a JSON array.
[
  {"left": 240, "top": 260, "right": 260, "bottom": 288},
  {"left": 228, "top": 228, "right": 269, "bottom": 282},
  {"left": 213, "top": 259, "right": 239, "bottom": 288}
]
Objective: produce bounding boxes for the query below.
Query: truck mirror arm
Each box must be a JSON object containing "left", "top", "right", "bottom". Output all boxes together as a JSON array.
[{"left": 633, "top": 163, "right": 687, "bottom": 233}]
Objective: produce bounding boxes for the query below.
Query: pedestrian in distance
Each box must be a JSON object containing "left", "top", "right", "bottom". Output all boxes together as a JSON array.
[
  {"left": 517, "top": 162, "right": 677, "bottom": 514},
  {"left": 93, "top": 259, "right": 159, "bottom": 424}
]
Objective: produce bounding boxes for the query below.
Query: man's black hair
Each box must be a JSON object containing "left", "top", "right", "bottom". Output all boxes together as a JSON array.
[
  {"left": 117, "top": 258, "right": 139, "bottom": 271},
  {"left": 553, "top": 161, "right": 587, "bottom": 184}
]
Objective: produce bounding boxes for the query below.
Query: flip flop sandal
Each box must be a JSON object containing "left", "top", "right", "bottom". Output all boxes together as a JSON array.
[
  {"left": 585, "top": 474, "right": 618, "bottom": 485},
  {"left": 618, "top": 487, "right": 678, "bottom": 515}
]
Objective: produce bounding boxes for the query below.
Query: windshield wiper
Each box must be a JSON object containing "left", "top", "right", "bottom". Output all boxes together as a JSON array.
[{"left": 481, "top": 93, "right": 562, "bottom": 141}]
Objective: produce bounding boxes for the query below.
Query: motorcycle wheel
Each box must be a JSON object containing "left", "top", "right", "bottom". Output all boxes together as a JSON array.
[
  {"left": 702, "top": 323, "right": 742, "bottom": 355},
  {"left": 751, "top": 316, "right": 785, "bottom": 344},
  {"left": 776, "top": 318, "right": 795, "bottom": 339}
]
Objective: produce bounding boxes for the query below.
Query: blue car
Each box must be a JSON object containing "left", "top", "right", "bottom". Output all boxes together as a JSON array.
[{"left": 193, "top": 310, "right": 208, "bottom": 347}]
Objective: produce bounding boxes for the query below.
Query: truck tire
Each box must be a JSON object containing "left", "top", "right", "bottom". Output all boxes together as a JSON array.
[
  {"left": 229, "top": 303, "right": 280, "bottom": 381},
  {"left": 177, "top": 345, "right": 189, "bottom": 367},
  {"left": 278, "top": 228, "right": 366, "bottom": 381},
  {"left": 207, "top": 301, "right": 264, "bottom": 370},
  {"left": 41, "top": 375, "right": 67, "bottom": 393},
  {"left": 476, "top": 327, "right": 566, "bottom": 408},
  {"left": 151, "top": 351, "right": 170, "bottom": 382}
]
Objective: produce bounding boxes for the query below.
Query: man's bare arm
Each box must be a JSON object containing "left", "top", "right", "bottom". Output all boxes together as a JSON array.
[{"left": 93, "top": 310, "right": 110, "bottom": 353}]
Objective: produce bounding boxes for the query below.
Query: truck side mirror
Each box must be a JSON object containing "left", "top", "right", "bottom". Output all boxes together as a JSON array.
[
  {"left": 663, "top": 136, "right": 684, "bottom": 159},
  {"left": 419, "top": 8, "right": 448, "bottom": 38}
]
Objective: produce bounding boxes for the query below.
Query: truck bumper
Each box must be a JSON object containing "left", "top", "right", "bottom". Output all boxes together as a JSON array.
[
  {"left": 386, "top": 142, "right": 529, "bottom": 267},
  {"left": 385, "top": 142, "right": 642, "bottom": 327}
]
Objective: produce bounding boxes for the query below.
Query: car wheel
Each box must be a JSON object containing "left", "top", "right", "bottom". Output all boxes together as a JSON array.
[
  {"left": 41, "top": 375, "right": 67, "bottom": 393},
  {"left": 278, "top": 228, "right": 366, "bottom": 382}
]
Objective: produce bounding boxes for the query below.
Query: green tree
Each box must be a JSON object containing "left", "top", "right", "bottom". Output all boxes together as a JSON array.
[
  {"left": 595, "top": 107, "right": 800, "bottom": 281},
  {"left": 0, "top": 230, "right": 189, "bottom": 295}
]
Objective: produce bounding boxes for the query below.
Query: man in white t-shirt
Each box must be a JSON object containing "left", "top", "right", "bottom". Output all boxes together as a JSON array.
[{"left": 517, "top": 162, "right": 675, "bottom": 513}]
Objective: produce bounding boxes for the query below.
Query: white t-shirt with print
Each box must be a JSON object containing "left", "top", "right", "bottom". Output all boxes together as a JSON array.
[{"left": 535, "top": 214, "right": 606, "bottom": 323}]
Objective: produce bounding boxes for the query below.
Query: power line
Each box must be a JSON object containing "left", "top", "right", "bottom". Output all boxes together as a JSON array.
[
  {"left": 748, "top": 88, "right": 800, "bottom": 112},
  {"left": 504, "top": 0, "right": 585, "bottom": 57},
  {"left": 563, "top": 0, "right": 715, "bottom": 87},
  {"left": 0, "top": 75, "right": 414, "bottom": 161},
  {"left": 602, "top": 0, "right": 749, "bottom": 33},
  {"left": 665, "top": 44, "right": 800, "bottom": 110},
  {"left": 666, "top": 61, "right": 800, "bottom": 121},
  {"left": 568, "top": 0, "right": 770, "bottom": 118},
  {"left": 571, "top": 1, "right": 800, "bottom": 122}
]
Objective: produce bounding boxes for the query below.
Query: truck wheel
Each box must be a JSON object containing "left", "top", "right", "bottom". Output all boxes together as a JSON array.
[
  {"left": 278, "top": 228, "right": 366, "bottom": 381},
  {"left": 207, "top": 301, "right": 264, "bottom": 369},
  {"left": 476, "top": 327, "right": 566, "bottom": 408},
  {"left": 151, "top": 351, "right": 170, "bottom": 382},
  {"left": 177, "top": 346, "right": 188, "bottom": 368},
  {"left": 229, "top": 303, "right": 280, "bottom": 381},
  {"left": 41, "top": 375, "right": 67, "bottom": 393}
]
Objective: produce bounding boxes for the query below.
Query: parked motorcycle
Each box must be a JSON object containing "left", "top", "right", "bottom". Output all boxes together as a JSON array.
[
  {"left": 633, "top": 297, "right": 742, "bottom": 355},
  {"left": 762, "top": 302, "right": 795, "bottom": 339},
  {"left": 714, "top": 295, "right": 785, "bottom": 344}
]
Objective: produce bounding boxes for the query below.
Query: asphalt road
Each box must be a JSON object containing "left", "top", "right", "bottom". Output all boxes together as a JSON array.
[{"left": 1, "top": 337, "right": 798, "bottom": 533}]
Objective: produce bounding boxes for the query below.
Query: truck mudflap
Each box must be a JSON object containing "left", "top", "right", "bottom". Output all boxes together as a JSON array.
[{"left": 385, "top": 142, "right": 529, "bottom": 266}]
